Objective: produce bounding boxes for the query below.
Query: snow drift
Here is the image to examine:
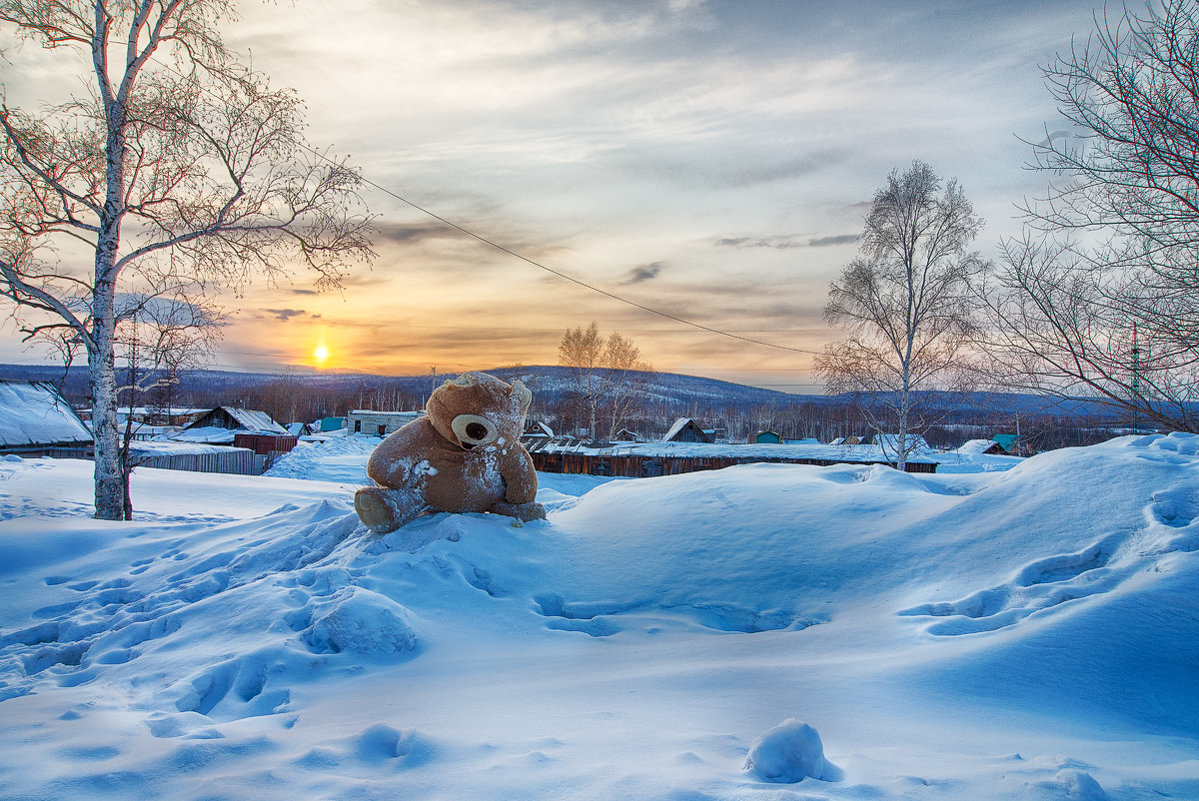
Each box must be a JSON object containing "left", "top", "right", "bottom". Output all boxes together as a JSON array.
[{"left": 0, "top": 433, "right": 1196, "bottom": 800}]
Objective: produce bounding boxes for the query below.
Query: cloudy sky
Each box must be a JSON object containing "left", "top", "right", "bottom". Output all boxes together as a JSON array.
[{"left": 2, "top": 0, "right": 1106, "bottom": 391}]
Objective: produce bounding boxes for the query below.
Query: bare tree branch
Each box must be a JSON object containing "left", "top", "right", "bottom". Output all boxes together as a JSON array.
[{"left": 984, "top": 0, "right": 1199, "bottom": 432}]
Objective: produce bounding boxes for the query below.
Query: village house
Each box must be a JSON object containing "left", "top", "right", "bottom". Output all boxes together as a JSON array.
[
  {"left": 521, "top": 420, "right": 554, "bottom": 445},
  {"left": 346, "top": 410, "right": 423, "bottom": 437},
  {"left": 957, "top": 435, "right": 1021, "bottom": 456},
  {"left": 0, "top": 380, "right": 93, "bottom": 457},
  {"left": 661, "top": 418, "right": 713, "bottom": 443},
  {"left": 171, "top": 406, "right": 295, "bottom": 456}
]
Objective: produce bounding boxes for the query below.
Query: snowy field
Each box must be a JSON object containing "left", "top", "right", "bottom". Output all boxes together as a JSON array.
[{"left": 1, "top": 434, "right": 1196, "bottom": 800}]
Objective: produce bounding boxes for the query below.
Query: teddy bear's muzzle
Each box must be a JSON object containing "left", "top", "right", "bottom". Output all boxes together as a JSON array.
[{"left": 451, "top": 413, "right": 500, "bottom": 450}]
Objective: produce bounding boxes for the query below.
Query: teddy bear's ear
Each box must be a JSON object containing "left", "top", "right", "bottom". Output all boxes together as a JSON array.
[{"left": 510, "top": 379, "right": 532, "bottom": 412}]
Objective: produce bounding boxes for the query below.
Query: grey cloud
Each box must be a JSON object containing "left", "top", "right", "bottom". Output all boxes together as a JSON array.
[
  {"left": 714, "top": 235, "right": 802, "bottom": 250},
  {"left": 624, "top": 262, "right": 665, "bottom": 284},
  {"left": 263, "top": 308, "right": 309, "bottom": 321},
  {"left": 373, "top": 220, "right": 454, "bottom": 246},
  {"left": 284, "top": 271, "right": 394, "bottom": 296},
  {"left": 807, "top": 234, "right": 858, "bottom": 247},
  {"left": 1036, "top": 129, "right": 1077, "bottom": 148}
]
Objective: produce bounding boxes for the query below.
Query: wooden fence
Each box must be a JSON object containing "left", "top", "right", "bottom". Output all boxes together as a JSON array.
[
  {"left": 530, "top": 451, "right": 937, "bottom": 478},
  {"left": 133, "top": 448, "right": 257, "bottom": 476}
]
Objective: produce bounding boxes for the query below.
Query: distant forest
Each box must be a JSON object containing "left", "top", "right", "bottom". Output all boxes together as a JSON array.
[{"left": 0, "top": 363, "right": 1156, "bottom": 454}]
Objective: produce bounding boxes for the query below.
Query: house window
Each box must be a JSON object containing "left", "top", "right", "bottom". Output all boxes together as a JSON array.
[
  {"left": 354, "top": 420, "right": 361, "bottom": 433},
  {"left": 377, "top": 425, "right": 386, "bottom": 436}
]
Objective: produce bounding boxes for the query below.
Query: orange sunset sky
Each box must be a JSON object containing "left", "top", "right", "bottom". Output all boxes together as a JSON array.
[{"left": 1, "top": 0, "right": 1103, "bottom": 392}]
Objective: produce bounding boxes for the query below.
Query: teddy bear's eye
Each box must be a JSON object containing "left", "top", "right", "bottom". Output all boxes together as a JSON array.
[{"left": 451, "top": 414, "right": 499, "bottom": 447}]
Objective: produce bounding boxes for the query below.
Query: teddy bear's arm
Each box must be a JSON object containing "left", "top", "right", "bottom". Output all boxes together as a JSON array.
[
  {"left": 499, "top": 447, "right": 539, "bottom": 505},
  {"left": 365, "top": 419, "right": 434, "bottom": 488}
]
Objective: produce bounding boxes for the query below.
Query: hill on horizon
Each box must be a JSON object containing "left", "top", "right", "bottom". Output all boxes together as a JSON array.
[
  {"left": 0, "top": 362, "right": 1136, "bottom": 422},
  {"left": 0, "top": 362, "right": 809, "bottom": 407}
]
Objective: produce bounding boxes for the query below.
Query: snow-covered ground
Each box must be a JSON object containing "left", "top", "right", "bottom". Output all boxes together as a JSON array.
[{"left": 1, "top": 434, "right": 1196, "bottom": 800}]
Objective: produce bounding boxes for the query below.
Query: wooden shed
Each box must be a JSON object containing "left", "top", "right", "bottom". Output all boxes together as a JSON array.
[
  {"left": 661, "top": 418, "right": 713, "bottom": 444},
  {"left": 232, "top": 432, "right": 299, "bottom": 456},
  {"left": 750, "top": 430, "right": 783, "bottom": 444}
]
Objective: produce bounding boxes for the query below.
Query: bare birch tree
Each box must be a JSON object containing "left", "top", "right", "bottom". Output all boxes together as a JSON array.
[
  {"left": 817, "top": 161, "right": 983, "bottom": 469},
  {"left": 974, "top": 0, "right": 1199, "bottom": 430},
  {"left": 559, "top": 322, "right": 604, "bottom": 439},
  {"left": 0, "top": 0, "right": 375, "bottom": 519},
  {"left": 601, "top": 330, "right": 651, "bottom": 440},
  {"left": 558, "top": 322, "right": 651, "bottom": 440}
]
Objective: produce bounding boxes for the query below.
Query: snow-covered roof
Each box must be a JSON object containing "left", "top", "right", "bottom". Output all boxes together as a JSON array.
[
  {"left": 165, "top": 425, "right": 236, "bottom": 445},
  {"left": 180, "top": 407, "right": 288, "bottom": 436},
  {"left": 523, "top": 421, "right": 554, "bottom": 438},
  {"left": 131, "top": 440, "right": 245, "bottom": 456},
  {"left": 661, "top": 417, "right": 691, "bottom": 441},
  {"left": 222, "top": 407, "right": 288, "bottom": 435},
  {"left": 0, "top": 381, "right": 92, "bottom": 448},
  {"left": 119, "top": 406, "right": 208, "bottom": 418},
  {"left": 956, "top": 438, "right": 1002, "bottom": 455}
]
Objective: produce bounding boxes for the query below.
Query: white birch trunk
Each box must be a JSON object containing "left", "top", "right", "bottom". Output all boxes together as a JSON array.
[
  {"left": 92, "top": 33, "right": 128, "bottom": 520},
  {"left": 90, "top": 278, "right": 123, "bottom": 519}
]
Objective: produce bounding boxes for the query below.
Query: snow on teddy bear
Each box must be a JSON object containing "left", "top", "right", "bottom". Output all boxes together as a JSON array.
[{"left": 354, "top": 371, "right": 546, "bottom": 533}]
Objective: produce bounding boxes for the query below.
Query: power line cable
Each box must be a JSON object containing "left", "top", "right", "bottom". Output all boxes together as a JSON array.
[{"left": 297, "top": 143, "right": 823, "bottom": 358}]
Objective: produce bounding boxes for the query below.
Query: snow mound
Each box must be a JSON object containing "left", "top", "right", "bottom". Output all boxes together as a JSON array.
[
  {"left": 298, "top": 587, "right": 420, "bottom": 655},
  {"left": 266, "top": 435, "right": 380, "bottom": 483},
  {"left": 1029, "top": 769, "right": 1108, "bottom": 800},
  {"left": 743, "top": 719, "right": 835, "bottom": 783}
]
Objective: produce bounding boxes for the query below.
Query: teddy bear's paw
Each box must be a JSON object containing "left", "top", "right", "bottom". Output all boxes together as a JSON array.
[
  {"left": 354, "top": 487, "right": 402, "bottom": 533},
  {"left": 521, "top": 502, "right": 548, "bottom": 521},
  {"left": 489, "top": 501, "right": 547, "bottom": 522}
]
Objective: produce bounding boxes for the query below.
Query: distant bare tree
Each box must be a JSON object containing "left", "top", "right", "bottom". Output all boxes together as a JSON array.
[
  {"left": 601, "top": 331, "right": 652, "bottom": 439},
  {"left": 977, "top": 0, "right": 1199, "bottom": 430},
  {"left": 817, "top": 161, "right": 983, "bottom": 469},
  {"left": 558, "top": 322, "right": 651, "bottom": 440},
  {"left": 0, "top": 0, "right": 375, "bottom": 519},
  {"left": 559, "top": 322, "right": 604, "bottom": 438}
]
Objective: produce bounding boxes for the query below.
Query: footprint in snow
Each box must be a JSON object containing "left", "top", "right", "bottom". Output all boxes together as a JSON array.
[{"left": 898, "top": 537, "right": 1126, "bottom": 636}]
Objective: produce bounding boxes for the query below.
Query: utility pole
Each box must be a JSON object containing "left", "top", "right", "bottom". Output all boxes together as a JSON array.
[{"left": 1131, "top": 322, "right": 1141, "bottom": 433}]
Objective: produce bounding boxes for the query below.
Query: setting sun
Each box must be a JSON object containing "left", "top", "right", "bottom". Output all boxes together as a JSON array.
[{"left": 314, "top": 345, "right": 329, "bottom": 363}]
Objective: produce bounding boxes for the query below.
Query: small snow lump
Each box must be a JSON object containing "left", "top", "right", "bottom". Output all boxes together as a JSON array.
[{"left": 743, "top": 718, "right": 828, "bottom": 783}]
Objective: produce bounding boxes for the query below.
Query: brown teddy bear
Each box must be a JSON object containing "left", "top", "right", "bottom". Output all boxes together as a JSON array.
[{"left": 354, "top": 371, "right": 546, "bottom": 533}]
